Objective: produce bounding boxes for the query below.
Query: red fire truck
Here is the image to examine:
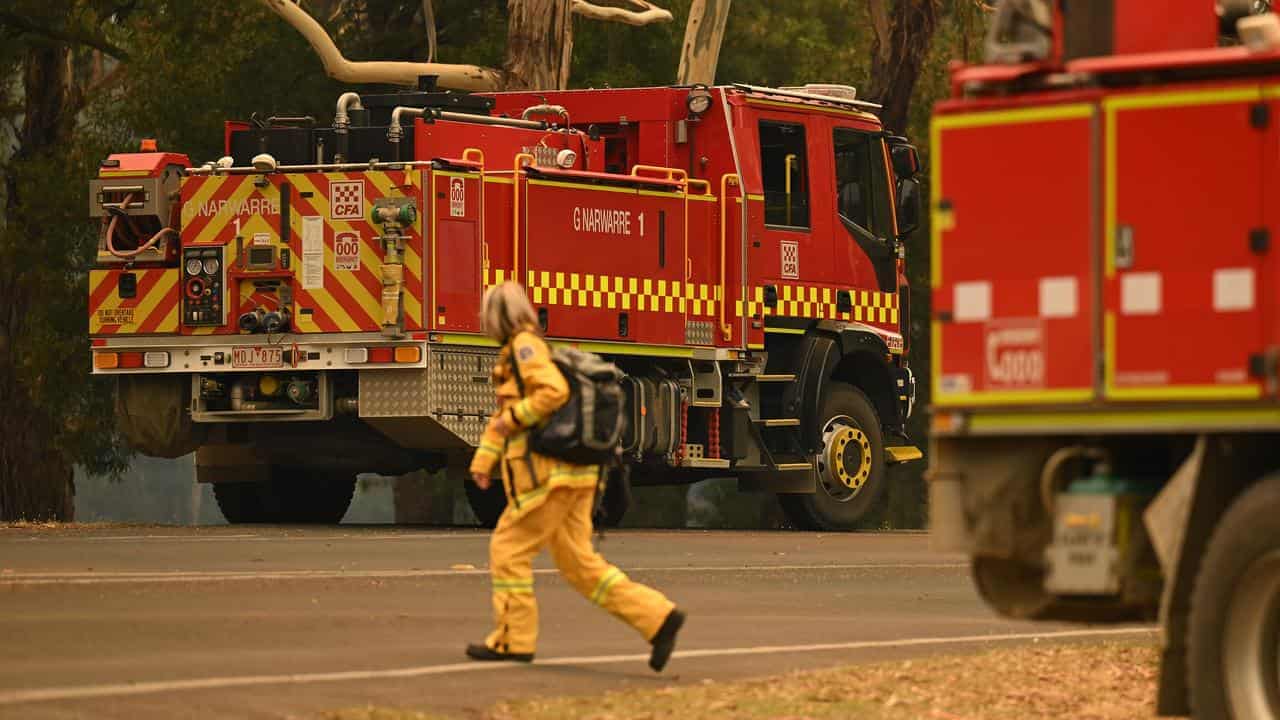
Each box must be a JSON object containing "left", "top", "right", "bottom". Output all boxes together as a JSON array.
[
  {"left": 88, "top": 82, "right": 923, "bottom": 531},
  {"left": 930, "top": 1, "right": 1280, "bottom": 716}
]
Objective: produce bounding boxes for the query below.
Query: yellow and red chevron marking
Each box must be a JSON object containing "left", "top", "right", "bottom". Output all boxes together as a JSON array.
[
  {"left": 179, "top": 171, "right": 424, "bottom": 335},
  {"left": 88, "top": 268, "right": 180, "bottom": 335},
  {"left": 737, "top": 284, "right": 899, "bottom": 325}
]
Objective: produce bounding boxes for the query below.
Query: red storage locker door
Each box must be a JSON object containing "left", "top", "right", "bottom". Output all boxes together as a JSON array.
[
  {"left": 1103, "top": 84, "right": 1265, "bottom": 402},
  {"left": 431, "top": 169, "right": 484, "bottom": 332},
  {"left": 932, "top": 102, "right": 1097, "bottom": 407}
]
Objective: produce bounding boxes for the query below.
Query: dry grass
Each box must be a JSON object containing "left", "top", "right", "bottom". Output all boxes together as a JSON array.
[
  {"left": 321, "top": 641, "right": 1159, "bottom": 720},
  {"left": 1, "top": 521, "right": 156, "bottom": 530},
  {"left": 488, "top": 641, "right": 1158, "bottom": 720},
  {"left": 319, "top": 708, "right": 453, "bottom": 720}
]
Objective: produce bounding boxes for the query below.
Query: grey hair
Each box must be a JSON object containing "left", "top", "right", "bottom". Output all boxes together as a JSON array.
[{"left": 480, "top": 281, "right": 538, "bottom": 343}]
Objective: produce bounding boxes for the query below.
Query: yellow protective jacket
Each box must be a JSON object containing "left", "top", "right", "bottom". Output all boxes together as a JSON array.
[{"left": 469, "top": 328, "right": 600, "bottom": 516}]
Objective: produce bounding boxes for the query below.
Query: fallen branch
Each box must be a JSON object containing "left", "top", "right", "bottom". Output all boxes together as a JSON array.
[
  {"left": 571, "top": 0, "right": 673, "bottom": 26},
  {"left": 258, "top": 0, "right": 502, "bottom": 90}
]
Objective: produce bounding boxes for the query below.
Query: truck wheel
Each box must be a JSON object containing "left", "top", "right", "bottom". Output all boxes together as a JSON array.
[
  {"left": 778, "top": 384, "right": 886, "bottom": 531},
  {"left": 212, "top": 470, "right": 355, "bottom": 524},
  {"left": 1189, "top": 474, "right": 1280, "bottom": 720},
  {"left": 465, "top": 476, "right": 507, "bottom": 528},
  {"left": 212, "top": 482, "right": 269, "bottom": 524},
  {"left": 971, "top": 556, "right": 1053, "bottom": 619},
  {"left": 596, "top": 466, "right": 631, "bottom": 528},
  {"left": 296, "top": 473, "right": 357, "bottom": 524}
]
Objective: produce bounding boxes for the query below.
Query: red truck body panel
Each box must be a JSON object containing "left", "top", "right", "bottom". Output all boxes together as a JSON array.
[{"left": 934, "top": 45, "right": 1280, "bottom": 409}]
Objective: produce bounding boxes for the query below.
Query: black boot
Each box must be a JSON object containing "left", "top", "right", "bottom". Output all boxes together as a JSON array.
[
  {"left": 648, "top": 608, "right": 686, "bottom": 672},
  {"left": 465, "top": 643, "right": 534, "bottom": 663}
]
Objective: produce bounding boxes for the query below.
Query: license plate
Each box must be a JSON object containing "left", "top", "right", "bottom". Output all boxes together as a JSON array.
[{"left": 232, "top": 346, "right": 284, "bottom": 369}]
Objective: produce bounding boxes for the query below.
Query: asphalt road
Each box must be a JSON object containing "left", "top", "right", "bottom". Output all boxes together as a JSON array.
[{"left": 0, "top": 525, "right": 1152, "bottom": 719}]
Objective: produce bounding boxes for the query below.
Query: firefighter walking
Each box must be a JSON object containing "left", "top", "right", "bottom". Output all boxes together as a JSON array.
[{"left": 466, "top": 282, "right": 686, "bottom": 671}]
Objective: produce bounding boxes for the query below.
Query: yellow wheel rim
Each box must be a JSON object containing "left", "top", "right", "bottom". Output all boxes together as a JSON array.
[
  {"left": 825, "top": 426, "right": 872, "bottom": 491},
  {"left": 816, "top": 415, "right": 874, "bottom": 503}
]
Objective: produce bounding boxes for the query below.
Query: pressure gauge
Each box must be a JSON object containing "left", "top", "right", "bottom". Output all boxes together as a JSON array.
[
  {"left": 202, "top": 257, "right": 220, "bottom": 275},
  {"left": 186, "top": 258, "right": 203, "bottom": 275}
]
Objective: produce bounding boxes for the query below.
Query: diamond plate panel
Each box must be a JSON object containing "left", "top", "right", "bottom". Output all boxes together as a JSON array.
[
  {"left": 427, "top": 348, "right": 499, "bottom": 446},
  {"left": 359, "top": 368, "right": 431, "bottom": 417},
  {"left": 359, "top": 347, "right": 499, "bottom": 446},
  {"left": 685, "top": 320, "right": 713, "bottom": 346}
]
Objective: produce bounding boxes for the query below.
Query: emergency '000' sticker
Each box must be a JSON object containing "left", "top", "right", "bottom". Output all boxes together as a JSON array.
[
  {"left": 334, "top": 231, "right": 361, "bottom": 271},
  {"left": 450, "top": 178, "right": 466, "bottom": 217}
]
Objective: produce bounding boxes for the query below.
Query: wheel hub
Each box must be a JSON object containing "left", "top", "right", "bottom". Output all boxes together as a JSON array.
[{"left": 816, "top": 416, "right": 871, "bottom": 502}]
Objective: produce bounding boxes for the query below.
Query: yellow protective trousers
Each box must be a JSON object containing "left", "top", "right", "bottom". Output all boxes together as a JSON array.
[{"left": 485, "top": 485, "right": 675, "bottom": 655}]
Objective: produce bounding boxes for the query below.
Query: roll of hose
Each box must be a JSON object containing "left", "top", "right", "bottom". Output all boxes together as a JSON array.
[
  {"left": 238, "top": 308, "right": 265, "bottom": 333},
  {"left": 263, "top": 308, "right": 292, "bottom": 334}
]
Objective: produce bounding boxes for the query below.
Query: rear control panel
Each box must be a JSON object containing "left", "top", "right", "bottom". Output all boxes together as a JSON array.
[{"left": 183, "top": 247, "right": 224, "bottom": 325}]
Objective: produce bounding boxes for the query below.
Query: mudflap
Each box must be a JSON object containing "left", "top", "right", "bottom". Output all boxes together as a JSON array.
[{"left": 116, "top": 374, "right": 206, "bottom": 458}]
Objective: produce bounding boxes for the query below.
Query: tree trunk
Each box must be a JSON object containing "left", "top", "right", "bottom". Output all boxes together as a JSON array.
[
  {"left": 0, "top": 45, "right": 78, "bottom": 522},
  {"left": 504, "top": 0, "right": 575, "bottom": 90},
  {"left": 865, "top": 0, "right": 940, "bottom": 134},
  {"left": 677, "top": 0, "right": 731, "bottom": 85}
]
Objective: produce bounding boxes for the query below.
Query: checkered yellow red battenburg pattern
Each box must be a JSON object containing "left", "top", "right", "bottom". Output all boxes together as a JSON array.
[
  {"left": 485, "top": 269, "right": 722, "bottom": 316},
  {"left": 178, "top": 172, "right": 425, "bottom": 335},
  {"left": 89, "top": 268, "right": 180, "bottom": 335},
  {"left": 483, "top": 269, "right": 898, "bottom": 325},
  {"left": 740, "top": 285, "right": 899, "bottom": 324}
]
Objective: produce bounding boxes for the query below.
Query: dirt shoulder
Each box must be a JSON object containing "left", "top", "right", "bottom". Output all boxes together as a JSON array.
[{"left": 325, "top": 641, "right": 1158, "bottom": 720}]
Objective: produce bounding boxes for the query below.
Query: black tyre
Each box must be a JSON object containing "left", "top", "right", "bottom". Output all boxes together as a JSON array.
[
  {"left": 212, "top": 468, "right": 355, "bottom": 524},
  {"left": 778, "top": 384, "right": 887, "bottom": 531},
  {"left": 971, "top": 556, "right": 1053, "bottom": 620},
  {"left": 596, "top": 466, "right": 631, "bottom": 528},
  {"left": 1189, "top": 474, "right": 1280, "bottom": 720},
  {"left": 295, "top": 473, "right": 357, "bottom": 524},
  {"left": 212, "top": 482, "right": 269, "bottom": 524},
  {"left": 465, "top": 475, "right": 507, "bottom": 528}
]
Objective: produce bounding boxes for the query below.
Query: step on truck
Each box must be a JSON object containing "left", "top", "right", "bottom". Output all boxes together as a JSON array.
[
  {"left": 930, "top": 1, "right": 1280, "bottom": 716},
  {"left": 90, "top": 82, "right": 923, "bottom": 530}
]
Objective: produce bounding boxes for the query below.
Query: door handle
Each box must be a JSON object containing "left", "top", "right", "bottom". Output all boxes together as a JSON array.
[{"left": 1115, "top": 225, "right": 1135, "bottom": 270}]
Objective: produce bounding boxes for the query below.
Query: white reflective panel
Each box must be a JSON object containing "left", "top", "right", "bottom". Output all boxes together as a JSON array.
[
  {"left": 1213, "top": 268, "right": 1255, "bottom": 312},
  {"left": 952, "top": 281, "right": 992, "bottom": 323},
  {"left": 1120, "top": 272, "right": 1161, "bottom": 316},
  {"left": 1038, "top": 276, "right": 1078, "bottom": 319}
]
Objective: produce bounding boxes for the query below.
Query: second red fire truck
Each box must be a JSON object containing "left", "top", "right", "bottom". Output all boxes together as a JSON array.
[
  {"left": 89, "top": 81, "right": 923, "bottom": 531},
  {"left": 931, "top": 0, "right": 1280, "bottom": 716}
]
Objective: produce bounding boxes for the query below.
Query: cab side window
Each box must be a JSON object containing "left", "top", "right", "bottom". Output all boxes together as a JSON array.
[
  {"left": 759, "top": 121, "right": 810, "bottom": 229},
  {"left": 833, "top": 128, "right": 877, "bottom": 236}
]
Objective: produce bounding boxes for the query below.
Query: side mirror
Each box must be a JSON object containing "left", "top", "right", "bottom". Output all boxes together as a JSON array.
[
  {"left": 897, "top": 177, "right": 922, "bottom": 238},
  {"left": 890, "top": 143, "right": 921, "bottom": 180}
]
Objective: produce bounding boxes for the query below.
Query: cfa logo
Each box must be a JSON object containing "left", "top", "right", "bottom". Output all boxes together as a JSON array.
[
  {"left": 984, "top": 319, "right": 1045, "bottom": 389},
  {"left": 330, "top": 180, "right": 364, "bottom": 220}
]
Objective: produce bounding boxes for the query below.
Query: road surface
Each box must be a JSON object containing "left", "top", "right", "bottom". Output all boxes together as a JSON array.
[{"left": 0, "top": 525, "right": 1151, "bottom": 718}]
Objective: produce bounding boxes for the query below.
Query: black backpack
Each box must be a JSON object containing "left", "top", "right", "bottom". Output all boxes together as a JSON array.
[{"left": 510, "top": 346, "right": 628, "bottom": 466}]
